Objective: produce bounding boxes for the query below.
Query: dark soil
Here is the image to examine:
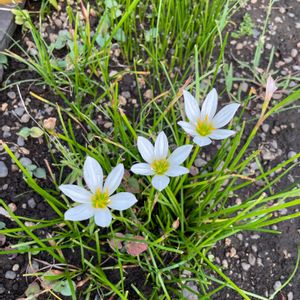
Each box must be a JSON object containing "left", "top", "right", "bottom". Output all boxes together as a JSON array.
[{"left": 0, "top": 0, "right": 300, "bottom": 299}]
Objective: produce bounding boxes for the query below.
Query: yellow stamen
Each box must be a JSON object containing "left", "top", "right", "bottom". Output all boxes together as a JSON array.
[
  {"left": 91, "top": 188, "right": 110, "bottom": 209},
  {"left": 151, "top": 159, "right": 169, "bottom": 175},
  {"left": 196, "top": 115, "right": 215, "bottom": 136}
]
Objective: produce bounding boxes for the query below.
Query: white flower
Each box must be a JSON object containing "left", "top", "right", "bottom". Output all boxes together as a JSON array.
[
  {"left": 59, "top": 156, "right": 137, "bottom": 227},
  {"left": 178, "top": 89, "right": 240, "bottom": 147},
  {"left": 131, "top": 131, "right": 193, "bottom": 191}
]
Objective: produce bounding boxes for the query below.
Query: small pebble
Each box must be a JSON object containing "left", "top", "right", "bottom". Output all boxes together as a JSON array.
[
  {"left": 241, "top": 262, "right": 251, "bottom": 271},
  {"left": 7, "top": 91, "right": 16, "bottom": 100},
  {"left": 194, "top": 158, "right": 207, "bottom": 168},
  {"left": 273, "top": 281, "right": 281, "bottom": 291},
  {"left": 248, "top": 253, "right": 256, "bottom": 266},
  {"left": 0, "top": 162, "right": 8, "bottom": 178},
  {"left": 288, "top": 291, "right": 294, "bottom": 300},
  {"left": 0, "top": 283, "right": 5, "bottom": 294},
  {"left": 262, "top": 124, "right": 270, "bottom": 133},
  {"left": 12, "top": 264, "right": 19, "bottom": 272},
  {"left": 17, "top": 136, "right": 25, "bottom": 147},
  {"left": 288, "top": 151, "right": 297, "bottom": 161},
  {"left": 5, "top": 270, "right": 16, "bottom": 280},
  {"left": 20, "top": 114, "right": 30, "bottom": 123},
  {"left": 28, "top": 198, "right": 36, "bottom": 209},
  {"left": 291, "top": 49, "right": 298, "bottom": 58}
]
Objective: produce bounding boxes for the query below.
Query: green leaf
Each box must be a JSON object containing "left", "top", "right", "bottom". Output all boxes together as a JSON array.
[
  {"left": 114, "top": 28, "right": 126, "bottom": 42},
  {"left": 29, "top": 127, "right": 44, "bottom": 138},
  {"left": 0, "top": 54, "right": 8, "bottom": 65},
  {"left": 33, "top": 168, "right": 46, "bottom": 179},
  {"left": 26, "top": 164, "right": 37, "bottom": 172},
  {"left": 145, "top": 28, "right": 157, "bottom": 42},
  {"left": 0, "top": 221, "right": 6, "bottom": 229},
  {"left": 53, "top": 280, "right": 76, "bottom": 296},
  {"left": 49, "top": 0, "right": 59, "bottom": 10},
  {"left": 25, "top": 282, "right": 40, "bottom": 299},
  {"left": 18, "top": 127, "right": 31, "bottom": 139}
]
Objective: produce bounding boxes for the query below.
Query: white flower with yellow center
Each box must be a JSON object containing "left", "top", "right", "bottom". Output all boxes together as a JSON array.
[
  {"left": 178, "top": 89, "right": 240, "bottom": 147},
  {"left": 131, "top": 131, "right": 193, "bottom": 191},
  {"left": 59, "top": 156, "right": 137, "bottom": 227}
]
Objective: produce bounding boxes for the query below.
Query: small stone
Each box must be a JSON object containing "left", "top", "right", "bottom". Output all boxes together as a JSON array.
[
  {"left": 0, "top": 283, "right": 5, "bottom": 294},
  {"left": 12, "top": 264, "right": 19, "bottom": 271},
  {"left": 28, "top": 198, "right": 36, "bottom": 209},
  {"left": 189, "top": 166, "right": 199, "bottom": 176},
  {"left": 222, "top": 259, "right": 228, "bottom": 269},
  {"left": 0, "top": 162, "right": 8, "bottom": 178},
  {"left": 5, "top": 270, "right": 16, "bottom": 280},
  {"left": 241, "top": 262, "right": 251, "bottom": 271},
  {"left": 7, "top": 91, "right": 16, "bottom": 100},
  {"left": 15, "top": 107, "right": 25, "bottom": 116},
  {"left": 20, "top": 114, "right": 30, "bottom": 123},
  {"left": 240, "top": 82, "right": 248, "bottom": 92},
  {"left": 262, "top": 124, "right": 270, "bottom": 133},
  {"left": 288, "top": 151, "right": 297, "bottom": 161},
  {"left": 291, "top": 49, "right": 298, "bottom": 58},
  {"left": 17, "top": 136, "right": 25, "bottom": 147},
  {"left": 121, "top": 91, "right": 131, "bottom": 99},
  {"left": 273, "top": 281, "right": 281, "bottom": 291},
  {"left": 248, "top": 253, "right": 256, "bottom": 266},
  {"left": 194, "top": 158, "right": 207, "bottom": 168},
  {"left": 287, "top": 291, "right": 294, "bottom": 300},
  {"left": 236, "top": 43, "right": 243, "bottom": 50},
  {"left": 103, "top": 122, "right": 113, "bottom": 129},
  {"left": 19, "top": 157, "right": 32, "bottom": 167},
  {"left": 109, "top": 70, "right": 118, "bottom": 77},
  {"left": 143, "top": 89, "right": 153, "bottom": 99}
]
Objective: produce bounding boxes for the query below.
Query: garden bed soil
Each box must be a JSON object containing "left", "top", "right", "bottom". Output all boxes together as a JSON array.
[{"left": 0, "top": 0, "right": 300, "bottom": 299}]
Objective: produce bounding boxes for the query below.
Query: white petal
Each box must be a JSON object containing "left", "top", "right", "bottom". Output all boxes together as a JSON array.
[
  {"left": 83, "top": 156, "right": 103, "bottom": 193},
  {"left": 168, "top": 145, "right": 193, "bottom": 165},
  {"left": 137, "top": 136, "right": 154, "bottom": 164},
  {"left": 154, "top": 131, "right": 169, "bottom": 159},
  {"left": 212, "top": 103, "right": 240, "bottom": 129},
  {"left": 209, "top": 129, "right": 236, "bottom": 140},
  {"left": 178, "top": 121, "right": 197, "bottom": 136},
  {"left": 165, "top": 165, "right": 189, "bottom": 177},
  {"left": 200, "top": 88, "right": 218, "bottom": 120},
  {"left": 64, "top": 204, "right": 94, "bottom": 221},
  {"left": 152, "top": 175, "right": 170, "bottom": 191},
  {"left": 59, "top": 184, "right": 92, "bottom": 203},
  {"left": 104, "top": 164, "right": 124, "bottom": 196},
  {"left": 193, "top": 136, "right": 212, "bottom": 147},
  {"left": 108, "top": 192, "right": 137, "bottom": 211},
  {"left": 131, "top": 163, "right": 154, "bottom": 175},
  {"left": 94, "top": 207, "right": 112, "bottom": 227},
  {"left": 183, "top": 90, "right": 201, "bottom": 124}
]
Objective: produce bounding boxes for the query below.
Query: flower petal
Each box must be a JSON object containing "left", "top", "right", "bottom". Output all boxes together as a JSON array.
[
  {"left": 83, "top": 156, "right": 103, "bottom": 193},
  {"left": 212, "top": 103, "right": 240, "bottom": 129},
  {"left": 178, "top": 121, "right": 197, "bottom": 136},
  {"left": 108, "top": 192, "right": 137, "bottom": 211},
  {"left": 151, "top": 175, "right": 170, "bottom": 191},
  {"left": 209, "top": 129, "right": 236, "bottom": 140},
  {"left": 94, "top": 207, "right": 112, "bottom": 227},
  {"left": 193, "top": 136, "right": 211, "bottom": 147},
  {"left": 64, "top": 204, "right": 94, "bottom": 221},
  {"left": 168, "top": 145, "right": 193, "bottom": 165},
  {"left": 154, "top": 131, "right": 169, "bottom": 159},
  {"left": 183, "top": 90, "right": 201, "bottom": 124},
  {"left": 137, "top": 136, "right": 154, "bottom": 164},
  {"left": 59, "top": 184, "right": 92, "bottom": 203},
  {"left": 165, "top": 165, "right": 189, "bottom": 177},
  {"left": 200, "top": 88, "right": 218, "bottom": 120},
  {"left": 131, "top": 163, "right": 154, "bottom": 175},
  {"left": 104, "top": 164, "right": 124, "bottom": 196}
]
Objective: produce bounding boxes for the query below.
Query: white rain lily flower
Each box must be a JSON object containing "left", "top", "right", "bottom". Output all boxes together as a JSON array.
[
  {"left": 131, "top": 131, "right": 193, "bottom": 191},
  {"left": 178, "top": 89, "right": 240, "bottom": 147},
  {"left": 59, "top": 156, "right": 137, "bottom": 227}
]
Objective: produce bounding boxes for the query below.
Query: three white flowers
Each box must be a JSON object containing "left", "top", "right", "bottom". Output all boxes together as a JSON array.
[{"left": 59, "top": 88, "right": 239, "bottom": 227}]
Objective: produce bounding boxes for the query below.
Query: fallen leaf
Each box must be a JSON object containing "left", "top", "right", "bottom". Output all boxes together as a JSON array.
[{"left": 126, "top": 236, "right": 148, "bottom": 256}]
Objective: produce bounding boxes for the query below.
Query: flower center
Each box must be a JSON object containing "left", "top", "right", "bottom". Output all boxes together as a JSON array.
[
  {"left": 196, "top": 115, "right": 215, "bottom": 136},
  {"left": 91, "top": 188, "right": 110, "bottom": 209},
  {"left": 151, "top": 159, "right": 169, "bottom": 175}
]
